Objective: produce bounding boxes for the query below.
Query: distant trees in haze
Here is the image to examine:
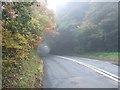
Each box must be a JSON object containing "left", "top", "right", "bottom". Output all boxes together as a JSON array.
[{"left": 47, "top": 2, "right": 118, "bottom": 54}]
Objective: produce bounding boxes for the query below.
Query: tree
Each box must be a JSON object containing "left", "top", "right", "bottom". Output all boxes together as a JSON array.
[
  {"left": 50, "top": 2, "right": 118, "bottom": 54},
  {"left": 2, "top": 1, "right": 56, "bottom": 88}
]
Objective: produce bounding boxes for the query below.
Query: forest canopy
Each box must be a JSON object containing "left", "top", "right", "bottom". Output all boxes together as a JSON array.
[{"left": 48, "top": 2, "right": 118, "bottom": 54}]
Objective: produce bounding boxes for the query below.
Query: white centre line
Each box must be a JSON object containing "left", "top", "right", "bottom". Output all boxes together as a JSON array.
[{"left": 57, "top": 56, "right": 120, "bottom": 82}]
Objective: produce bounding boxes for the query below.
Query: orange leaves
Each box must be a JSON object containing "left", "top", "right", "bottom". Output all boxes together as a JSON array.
[
  {"left": 0, "top": 21, "right": 3, "bottom": 30},
  {"left": 44, "top": 17, "right": 56, "bottom": 32},
  {"left": 34, "top": 37, "right": 42, "bottom": 48},
  {"left": 44, "top": 26, "right": 59, "bottom": 35},
  {"left": 6, "top": 4, "right": 15, "bottom": 18},
  {"left": 51, "top": 30, "right": 60, "bottom": 35},
  {"left": 44, "top": 27, "right": 50, "bottom": 32},
  {"left": 9, "top": 11, "right": 15, "bottom": 18}
]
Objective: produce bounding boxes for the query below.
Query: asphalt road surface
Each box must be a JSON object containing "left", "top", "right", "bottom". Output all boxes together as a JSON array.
[{"left": 43, "top": 55, "right": 119, "bottom": 88}]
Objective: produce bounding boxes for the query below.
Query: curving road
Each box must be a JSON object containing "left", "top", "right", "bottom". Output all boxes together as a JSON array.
[{"left": 43, "top": 55, "right": 119, "bottom": 88}]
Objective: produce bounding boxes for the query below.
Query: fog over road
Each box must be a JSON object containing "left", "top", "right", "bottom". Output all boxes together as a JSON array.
[{"left": 43, "top": 55, "right": 119, "bottom": 88}]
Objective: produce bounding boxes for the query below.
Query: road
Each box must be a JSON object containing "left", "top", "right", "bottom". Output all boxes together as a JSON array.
[{"left": 43, "top": 55, "right": 119, "bottom": 88}]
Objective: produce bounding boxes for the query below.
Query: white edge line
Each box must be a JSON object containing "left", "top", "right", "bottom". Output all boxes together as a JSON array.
[{"left": 57, "top": 56, "right": 119, "bottom": 82}]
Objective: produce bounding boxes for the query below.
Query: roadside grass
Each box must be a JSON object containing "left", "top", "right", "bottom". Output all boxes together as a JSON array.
[
  {"left": 79, "top": 52, "right": 119, "bottom": 62},
  {"left": 2, "top": 49, "right": 43, "bottom": 88},
  {"left": 18, "top": 49, "right": 43, "bottom": 88}
]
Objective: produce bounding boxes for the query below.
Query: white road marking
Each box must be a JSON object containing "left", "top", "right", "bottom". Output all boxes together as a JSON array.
[{"left": 57, "top": 56, "right": 120, "bottom": 82}]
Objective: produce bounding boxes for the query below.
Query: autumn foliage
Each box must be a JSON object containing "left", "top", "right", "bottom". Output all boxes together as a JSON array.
[{"left": 2, "top": 1, "right": 55, "bottom": 88}]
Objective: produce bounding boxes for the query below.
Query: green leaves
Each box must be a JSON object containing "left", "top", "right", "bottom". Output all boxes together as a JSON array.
[
  {"left": 2, "top": 1, "right": 55, "bottom": 88},
  {"left": 51, "top": 2, "right": 118, "bottom": 54}
]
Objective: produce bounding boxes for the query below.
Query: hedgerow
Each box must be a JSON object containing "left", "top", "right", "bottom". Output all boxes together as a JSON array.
[{"left": 2, "top": 1, "right": 55, "bottom": 88}]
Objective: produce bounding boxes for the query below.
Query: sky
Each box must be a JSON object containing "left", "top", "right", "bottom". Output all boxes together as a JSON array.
[{"left": 46, "top": 0, "right": 119, "bottom": 11}]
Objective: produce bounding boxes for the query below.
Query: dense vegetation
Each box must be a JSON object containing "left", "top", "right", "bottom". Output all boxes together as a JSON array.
[
  {"left": 79, "top": 52, "right": 119, "bottom": 62},
  {"left": 48, "top": 2, "right": 118, "bottom": 55},
  {"left": 1, "top": 1, "right": 119, "bottom": 88},
  {"left": 2, "top": 1, "right": 55, "bottom": 88}
]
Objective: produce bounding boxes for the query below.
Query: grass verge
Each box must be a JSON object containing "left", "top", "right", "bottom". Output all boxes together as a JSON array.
[
  {"left": 79, "top": 52, "right": 119, "bottom": 62},
  {"left": 2, "top": 49, "right": 44, "bottom": 88},
  {"left": 18, "top": 49, "right": 43, "bottom": 88}
]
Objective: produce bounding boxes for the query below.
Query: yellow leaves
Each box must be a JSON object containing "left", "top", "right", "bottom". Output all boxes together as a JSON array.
[
  {"left": 2, "top": 28, "right": 28, "bottom": 49},
  {"left": 12, "top": 26, "right": 16, "bottom": 29},
  {"left": 2, "top": 28, "right": 11, "bottom": 36},
  {"left": 2, "top": 28, "right": 12, "bottom": 46},
  {"left": 4, "top": 20, "right": 15, "bottom": 25},
  {"left": 13, "top": 46, "right": 23, "bottom": 49},
  {"left": 15, "top": 33, "right": 28, "bottom": 45},
  {"left": 2, "top": 1, "right": 56, "bottom": 62},
  {"left": 27, "top": 32, "right": 31, "bottom": 35},
  {"left": 6, "top": 4, "right": 13, "bottom": 12},
  {"left": 2, "top": 27, "right": 31, "bottom": 61},
  {"left": 14, "top": 48, "right": 30, "bottom": 60},
  {"left": 17, "top": 50, "right": 30, "bottom": 60}
]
